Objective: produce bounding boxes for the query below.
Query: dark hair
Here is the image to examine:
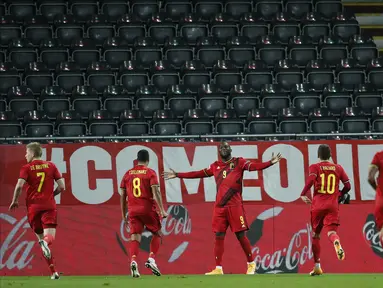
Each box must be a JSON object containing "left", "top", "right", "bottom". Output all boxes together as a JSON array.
[
  {"left": 137, "top": 149, "right": 149, "bottom": 162},
  {"left": 318, "top": 144, "right": 331, "bottom": 160}
]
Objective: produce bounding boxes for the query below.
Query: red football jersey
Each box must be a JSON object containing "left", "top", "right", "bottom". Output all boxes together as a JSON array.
[
  {"left": 309, "top": 161, "right": 349, "bottom": 210},
  {"left": 120, "top": 165, "right": 159, "bottom": 215},
  {"left": 371, "top": 151, "right": 383, "bottom": 198},
  {"left": 204, "top": 157, "right": 255, "bottom": 207},
  {"left": 19, "top": 160, "right": 62, "bottom": 210}
]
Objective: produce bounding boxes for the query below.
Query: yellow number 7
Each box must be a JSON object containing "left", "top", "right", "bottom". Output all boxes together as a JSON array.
[{"left": 37, "top": 172, "right": 45, "bottom": 192}]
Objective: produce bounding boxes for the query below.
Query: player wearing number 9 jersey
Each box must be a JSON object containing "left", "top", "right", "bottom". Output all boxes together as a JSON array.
[
  {"left": 300, "top": 144, "right": 351, "bottom": 276},
  {"left": 9, "top": 142, "right": 65, "bottom": 280},
  {"left": 120, "top": 149, "right": 167, "bottom": 278}
]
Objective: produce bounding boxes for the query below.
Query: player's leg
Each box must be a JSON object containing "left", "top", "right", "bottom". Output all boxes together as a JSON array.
[
  {"left": 325, "top": 211, "right": 344, "bottom": 261},
  {"left": 310, "top": 211, "right": 324, "bottom": 276},
  {"left": 206, "top": 207, "right": 228, "bottom": 275},
  {"left": 128, "top": 216, "right": 144, "bottom": 278},
  {"left": 41, "top": 210, "right": 59, "bottom": 279},
  {"left": 228, "top": 206, "right": 255, "bottom": 275},
  {"left": 374, "top": 204, "right": 383, "bottom": 247},
  {"left": 144, "top": 211, "right": 163, "bottom": 276}
]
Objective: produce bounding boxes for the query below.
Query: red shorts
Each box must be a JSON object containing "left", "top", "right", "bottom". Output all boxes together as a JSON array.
[
  {"left": 128, "top": 210, "right": 161, "bottom": 235},
  {"left": 212, "top": 205, "right": 249, "bottom": 233},
  {"left": 374, "top": 197, "right": 383, "bottom": 231},
  {"left": 27, "top": 208, "right": 57, "bottom": 234},
  {"left": 311, "top": 209, "right": 339, "bottom": 234}
]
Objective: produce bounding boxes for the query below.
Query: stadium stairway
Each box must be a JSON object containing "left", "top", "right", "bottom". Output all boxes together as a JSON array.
[{"left": 343, "top": 0, "right": 383, "bottom": 56}]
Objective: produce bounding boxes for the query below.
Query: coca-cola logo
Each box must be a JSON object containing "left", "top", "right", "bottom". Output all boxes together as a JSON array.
[
  {"left": 0, "top": 214, "right": 36, "bottom": 270},
  {"left": 116, "top": 205, "right": 192, "bottom": 263},
  {"left": 363, "top": 214, "right": 383, "bottom": 258},
  {"left": 247, "top": 207, "right": 313, "bottom": 274}
]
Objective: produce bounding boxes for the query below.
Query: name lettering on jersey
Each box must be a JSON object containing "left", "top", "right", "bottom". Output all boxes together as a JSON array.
[
  {"left": 129, "top": 170, "right": 147, "bottom": 175},
  {"left": 321, "top": 166, "right": 335, "bottom": 171},
  {"left": 30, "top": 164, "right": 49, "bottom": 171}
]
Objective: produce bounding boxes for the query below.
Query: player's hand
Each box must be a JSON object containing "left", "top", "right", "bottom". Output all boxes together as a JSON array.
[
  {"left": 162, "top": 169, "right": 177, "bottom": 180},
  {"left": 9, "top": 201, "right": 19, "bottom": 211},
  {"left": 160, "top": 211, "right": 168, "bottom": 219},
  {"left": 271, "top": 152, "right": 282, "bottom": 164},
  {"left": 300, "top": 196, "right": 312, "bottom": 204}
]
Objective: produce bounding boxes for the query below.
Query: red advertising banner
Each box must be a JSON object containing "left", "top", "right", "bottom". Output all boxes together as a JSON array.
[
  {"left": 1, "top": 204, "right": 382, "bottom": 276},
  {"left": 0, "top": 140, "right": 382, "bottom": 206}
]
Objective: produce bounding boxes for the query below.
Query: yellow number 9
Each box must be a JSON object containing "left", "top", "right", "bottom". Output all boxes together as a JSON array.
[
  {"left": 223, "top": 171, "right": 227, "bottom": 179},
  {"left": 240, "top": 216, "right": 245, "bottom": 225},
  {"left": 132, "top": 177, "right": 141, "bottom": 197}
]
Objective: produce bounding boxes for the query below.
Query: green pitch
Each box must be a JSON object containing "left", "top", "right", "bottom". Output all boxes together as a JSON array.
[{"left": 1, "top": 274, "right": 382, "bottom": 288}]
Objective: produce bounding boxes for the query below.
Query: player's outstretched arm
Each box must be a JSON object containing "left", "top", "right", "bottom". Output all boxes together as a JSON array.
[
  {"left": 368, "top": 165, "right": 378, "bottom": 190},
  {"left": 244, "top": 153, "right": 282, "bottom": 171},
  {"left": 120, "top": 188, "right": 128, "bottom": 223},
  {"left": 9, "top": 178, "right": 26, "bottom": 211},
  {"left": 152, "top": 186, "right": 168, "bottom": 218},
  {"left": 54, "top": 178, "right": 65, "bottom": 196},
  {"left": 162, "top": 168, "right": 212, "bottom": 179}
]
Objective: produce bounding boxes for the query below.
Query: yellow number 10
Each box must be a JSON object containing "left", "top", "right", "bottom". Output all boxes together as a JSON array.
[
  {"left": 132, "top": 177, "right": 142, "bottom": 197},
  {"left": 318, "top": 173, "right": 336, "bottom": 194},
  {"left": 37, "top": 172, "right": 45, "bottom": 193}
]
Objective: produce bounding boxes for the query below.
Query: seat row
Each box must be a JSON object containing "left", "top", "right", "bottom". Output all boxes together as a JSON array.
[{"left": 1, "top": 106, "right": 382, "bottom": 138}]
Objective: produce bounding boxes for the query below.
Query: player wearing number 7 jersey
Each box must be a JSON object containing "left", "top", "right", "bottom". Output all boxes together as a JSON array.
[
  {"left": 300, "top": 144, "right": 351, "bottom": 276},
  {"left": 9, "top": 142, "right": 65, "bottom": 280},
  {"left": 120, "top": 149, "right": 168, "bottom": 278}
]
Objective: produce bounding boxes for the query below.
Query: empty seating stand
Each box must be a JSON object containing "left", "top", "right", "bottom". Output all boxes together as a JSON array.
[{"left": 0, "top": 0, "right": 381, "bottom": 141}]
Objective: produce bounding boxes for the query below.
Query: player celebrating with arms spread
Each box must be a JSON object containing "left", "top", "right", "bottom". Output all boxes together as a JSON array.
[
  {"left": 300, "top": 144, "right": 351, "bottom": 276},
  {"left": 120, "top": 149, "right": 168, "bottom": 278},
  {"left": 9, "top": 142, "right": 65, "bottom": 280},
  {"left": 163, "top": 141, "right": 282, "bottom": 275},
  {"left": 367, "top": 151, "right": 383, "bottom": 249}
]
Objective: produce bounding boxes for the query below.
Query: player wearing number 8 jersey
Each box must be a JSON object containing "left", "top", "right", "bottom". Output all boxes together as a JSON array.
[
  {"left": 120, "top": 149, "right": 167, "bottom": 278},
  {"left": 9, "top": 142, "right": 65, "bottom": 280},
  {"left": 300, "top": 144, "right": 351, "bottom": 276}
]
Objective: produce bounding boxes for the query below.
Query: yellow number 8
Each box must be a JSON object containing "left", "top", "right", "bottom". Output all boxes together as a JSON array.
[{"left": 132, "top": 177, "right": 142, "bottom": 197}]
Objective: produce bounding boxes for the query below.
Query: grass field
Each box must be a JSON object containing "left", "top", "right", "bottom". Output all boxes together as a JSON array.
[{"left": 1, "top": 274, "right": 383, "bottom": 288}]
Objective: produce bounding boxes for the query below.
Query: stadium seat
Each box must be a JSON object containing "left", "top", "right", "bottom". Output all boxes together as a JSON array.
[
  {"left": 226, "top": 36, "right": 255, "bottom": 67},
  {"left": 133, "top": 37, "right": 162, "bottom": 67},
  {"left": 195, "top": 37, "right": 225, "bottom": 69},
  {"left": 24, "top": 62, "right": 53, "bottom": 94},
  {"left": 179, "top": 13, "right": 208, "bottom": 44},
  {"left": 288, "top": 36, "right": 317, "bottom": 68},
  {"left": 181, "top": 61, "right": 211, "bottom": 92},
  {"left": 259, "top": 84, "right": 290, "bottom": 116},
  {"left": 119, "top": 109, "right": 149, "bottom": 136},
  {"left": 116, "top": 14, "right": 146, "bottom": 44},
  {"left": 54, "top": 14, "right": 84, "bottom": 46},
  {"left": 164, "top": 37, "right": 194, "bottom": 68},
  {"left": 0, "top": 111, "right": 22, "bottom": 137},
  {"left": 271, "top": 12, "right": 300, "bottom": 44},
  {"left": 24, "top": 110, "right": 54, "bottom": 137},
  {"left": 101, "top": 0, "right": 129, "bottom": 22},
  {"left": 243, "top": 60, "right": 273, "bottom": 92},
  {"left": 367, "top": 58, "right": 383, "bottom": 91},
  {"left": 319, "top": 35, "right": 348, "bottom": 67},
  {"left": 239, "top": 13, "right": 269, "bottom": 44},
  {"left": 149, "top": 60, "right": 180, "bottom": 93},
  {"left": 86, "top": 61, "right": 116, "bottom": 93},
  {"left": 210, "top": 13, "right": 239, "bottom": 44},
  {"left": 353, "top": 84, "right": 382, "bottom": 115},
  {"left": 148, "top": 13, "right": 177, "bottom": 45},
  {"left": 70, "top": 0, "right": 98, "bottom": 23},
  {"left": 349, "top": 35, "right": 378, "bottom": 66},
  {"left": 0, "top": 62, "right": 21, "bottom": 95},
  {"left": 0, "top": 16, "right": 22, "bottom": 47},
  {"left": 56, "top": 110, "right": 87, "bottom": 136},
  {"left": 71, "top": 85, "right": 101, "bottom": 118},
  {"left": 40, "top": 86, "right": 70, "bottom": 118},
  {"left": 291, "top": 83, "right": 321, "bottom": 115},
  {"left": 24, "top": 16, "right": 53, "bottom": 46},
  {"left": 71, "top": 38, "right": 101, "bottom": 70},
  {"left": 340, "top": 107, "right": 370, "bottom": 134},
  {"left": 229, "top": 84, "right": 259, "bottom": 118},
  {"left": 8, "top": 86, "right": 37, "bottom": 118},
  {"left": 278, "top": 107, "right": 308, "bottom": 134},
  {"left": 166, "top": 85, "right": 196, "bottom": 118},
  {"left": 102, "top": 85, "right": 132, "bottom": 118},
  {"left": 119, "top": 60, "right": 149, "bottom": 93},
  {"left": 8, "top": 39, "right": 37, "bottom": 70},
  {"left": 274, "top": 59, "right": 303, "bottom": 91},
  {"left": 39, "top": 0, "right": 68, "bottom": 23},
  {"left": 135, "top": 85, "right": 165, "bottom": 118},
  {"left": 198, "top": 84, "right": 227, "bottom": 117},
  {"left": 88, "top": 110, "right": 118, "bottom": 136},
  {"left": 40, "top": 39, "right": 69, "bottom": 70},
  {"left": 152, "top": 109, "right": 182, "bottom": 135},
  {"left": 183, "top": 108, "right": 213, "bottom": 135},
  {"left": 215, "top": 109, "right": 245, "bottom": 135},
  {"left": 306, "top": 60, "right": 335, "bottom": 91},
  {"left": 323, "top": 83, "right": 353, "bottom": 115},
  {"left": 164, "top": 0, "right": 192, "bottom": 19},
  {"left": 301, "top": 12, "right": 330, "bottom": 43},
  {"left": 309, "top": 108, "right": 339, "bottom": 133},
  {"left": 212, "top": 60, "right": 242, "bottom": 92},
  {"left": 372, "top": 107, "right": 383, "bottom": 133},
  {"left": 9, "top": 0, "right": 36, "bottom": 23},
  {"left": 130, "top": 0, "right": 159, "bottom": 20},
  {"left": 86, "top": 15, "right": 115, "bottom": 46},
  {"left": 246, "top": 108, "right": 277, "bottom": 134},
  {"left": 55, "top": 61, "right": 85, "bottom": 93}
]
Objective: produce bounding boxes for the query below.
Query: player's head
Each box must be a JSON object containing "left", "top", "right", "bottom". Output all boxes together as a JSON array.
[
  {"left": 318, "top": 144, "right": 331, "bottom": 161},
  {"left": 26, "top": 142, "right": 43, "bottom": 163},
  {"left": 219, "top": 141, "right": 232, "bottom": 161},
  {"left": 137, "top": 149, "right": 150, "bottom": 166}
]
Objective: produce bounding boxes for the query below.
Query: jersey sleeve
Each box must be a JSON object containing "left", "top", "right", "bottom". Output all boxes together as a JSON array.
[
  {"left": 149, "top": 170, "right": 159, "bottom": 187},
  {"left": 52, "top": 163, "right": 62, "bottom": 180},
  {"left": 308, "top": 164, "right": 319, "bottom": 177},
  {"left": 339, "top": 166, "right": 350, "bottom": 184},
  {"left": 19, "top": 165, "right": 29, "bottom": 181},
  {"left": 242, "top": 158, "right": 273, "bottom": 171},
  {"left": 177, "top": 163, "right": 214, "bottom": 178},
  {"left": 371, "top": 152, "right": 381, "bottom": 168},
  {"left": 120, "top": 174, "right": 126, "bottom": 189}
]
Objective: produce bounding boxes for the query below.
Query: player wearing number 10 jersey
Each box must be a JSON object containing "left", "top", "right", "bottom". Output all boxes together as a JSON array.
[
  {"left": 9, "top": 142, "right": 65, "bottom": 280},
  {"left": 120, "top": 149, "right": 167, "bottom": 278},
  {"left": 300, "top": 144, "right": 351, "bottom": 276}
]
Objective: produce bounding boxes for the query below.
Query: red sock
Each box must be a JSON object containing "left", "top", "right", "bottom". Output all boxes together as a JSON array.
[
  {"left": 328, "top": 233, "right": 340, "bottom": 244},
  {"left": 214, "top": 235, "right": 225, "bottom": 266},
  {"left": 149, "top": 234, "right": 161, "bottom": 259},
  {"left": 312, "top": 238, "right": 321, "bottom": 263},
  {"left": 43, "top": 234, "right": 54, "bottom": 245},
  {"left": 238, "top": 236, "right": 254, "bottom": 263},
  {"left": 130, "top": 240, "right": 140, "bottom": 262}
]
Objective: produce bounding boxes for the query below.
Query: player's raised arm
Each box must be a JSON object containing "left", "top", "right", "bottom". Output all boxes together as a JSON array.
[
  {"left": 162, "top": 167, "right": 213, "bottom": 179},
  {"left": 242, "top": 153, "right": 282, "bottom": 171}
]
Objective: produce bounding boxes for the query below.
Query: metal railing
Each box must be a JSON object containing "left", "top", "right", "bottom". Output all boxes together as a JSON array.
[{"left": 1, "top": 132, "right": 383, "bottom": 143}]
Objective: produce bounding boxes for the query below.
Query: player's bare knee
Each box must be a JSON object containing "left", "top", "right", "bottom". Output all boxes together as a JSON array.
[
  {"left": 215, "top": 232, "right": 225, "bottom": 237},
  {"left": 235, "top": 231, "right": 245, "bottom": 240},
  {"left": 44, "top": 228, "right": 56, "bottom": 238},
  {"left": 327, "top": 230, "right": 336, "bottom": 237},
  {"left": 131, "top": 234, "right": 141, "bottom": 242},
  {"left": 312, "top": 233, "right": 320, "bottom": 239}
]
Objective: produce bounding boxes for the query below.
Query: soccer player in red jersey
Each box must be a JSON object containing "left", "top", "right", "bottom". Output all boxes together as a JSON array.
[
  {"left": 163, "top": 141, "right": 282, "bottom": 275},
  {"left": 8, "top": 142, "right": 65, "bottom": 280},
  {"left": 120, "top": 149, "right": 168, "bottom": 278},
  {"left": 367, "top": 151, "right": 383, "bottom": 249},
  {"left": 300, "top": 144, "right": 351, "bottom": 276}
]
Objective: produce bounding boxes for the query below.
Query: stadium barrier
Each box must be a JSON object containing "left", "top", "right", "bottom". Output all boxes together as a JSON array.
[{"left": 0, "top": 140, "right": 382, "bottom": 275}]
